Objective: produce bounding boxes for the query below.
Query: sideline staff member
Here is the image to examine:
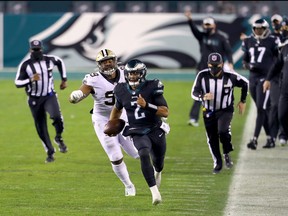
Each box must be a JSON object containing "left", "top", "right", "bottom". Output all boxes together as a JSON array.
[
  {"left": 15, "top": 40, "right": 68, "bottom": 163},
  {"left": 191, "top": 53, "right": 248, "bottom": 174}
]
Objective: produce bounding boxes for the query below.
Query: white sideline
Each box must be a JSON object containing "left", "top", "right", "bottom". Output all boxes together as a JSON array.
[{"left": 224, "top": 103, "right": 288, "bottom": 215}]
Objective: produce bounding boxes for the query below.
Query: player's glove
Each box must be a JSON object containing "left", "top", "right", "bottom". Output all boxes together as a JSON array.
[{"left": 69, "top": 90, "right": 84, "bottom": 104}]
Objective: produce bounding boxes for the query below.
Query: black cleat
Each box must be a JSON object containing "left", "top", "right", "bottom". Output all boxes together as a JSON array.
[
  {"left": 212, "top": 164, "right": 222, "bottom": 174},
  {"left": 263, "top": 138, "right": 275, "bottom": 149},
  {"left": 45, "top": 154, "right": 55, "bottom": 163},
  {"left": 247, "top": 139, "right": 257, "bottom": 150},
  {"left": 54, "top": 137, "right": 68, "bottom": 153},
  {"left": 224, "top": 154, "right": 233, "bottom": 169}
]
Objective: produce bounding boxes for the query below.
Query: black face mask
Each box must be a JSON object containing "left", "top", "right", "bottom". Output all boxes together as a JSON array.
[
  {"left": 209, "top": 66, "right": 222, "bottom": 77},
  {"left": 31, "top": 50, "right": 43, "bottom": 61},
  {"left": 274, "top": 24, "right": 281, "bottom": 31},
  {"left": 204, "top": 28, "right": 213, "bottom": 35},
  {"left": 282, "top": 30, "right": 288, "bottom": 39}
]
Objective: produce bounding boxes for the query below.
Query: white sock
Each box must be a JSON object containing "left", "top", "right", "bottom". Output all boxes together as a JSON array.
[
  {"left": 112, "top": 161, "right": 133, "bottom": 187},
  {"left": 149, "top": 185, "right": 159, "bottom": 195},
  {"left": 155, "top": 171, "right": 162, "bottom": 188}
]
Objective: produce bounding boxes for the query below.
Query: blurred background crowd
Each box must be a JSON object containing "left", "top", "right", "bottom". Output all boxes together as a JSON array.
[{"left": 2, "top": 1, "right": 287, "bottom": 17}]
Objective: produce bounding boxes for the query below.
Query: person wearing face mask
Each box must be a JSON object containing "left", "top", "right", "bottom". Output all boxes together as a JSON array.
[
  {"left": 268, "top": 14, "right": 288, "bottom": 146},
  {"left": 184, "top": 10, "right": 234, "bottom": 127},
  {"left": 263, "top": 18, "right": 288, "bottom": 146},
  {"left": 191, "top": 53, "right": 248, "bottom": 174},
  {"left": 242, "top": 18, "right": 280, "bottom": 150},
  {"left": 15, "top": 40, "right": 68, "bottom": 163}
]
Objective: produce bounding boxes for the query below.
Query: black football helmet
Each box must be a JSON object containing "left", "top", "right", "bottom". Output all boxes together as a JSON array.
[
  {"left": 252, "top": 19, "right": 270, "bottom": 39},
  {"left": 95, "top": 49, "right": 118, "bottom": 75},
  {"left": 124, "top": 59, "right": 147, "bottom": 88}
]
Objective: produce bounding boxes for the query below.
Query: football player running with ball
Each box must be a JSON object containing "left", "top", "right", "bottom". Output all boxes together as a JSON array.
[
  {"left": 109, "top": 59, "right": 170, "bottom": 205},
  {"left": 69, "top": 49, "right": 139, "bottom": 197}
]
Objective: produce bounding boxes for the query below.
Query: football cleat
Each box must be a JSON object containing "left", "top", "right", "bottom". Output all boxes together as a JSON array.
[
  {"left": 187, "top": 119, "right": 199, "bottom": 127},
  {"left": 125, "top": 184, "right": 136, "bottom": 196},
  {"left": 224, "top": 154, "right": 233, "bottom": 169},
  {"left": 247, "top": 139, "right": 257, "bottom": 150},
  {"left": 263, "top": 138, "right": 275, "bottom": 149},
  {"left": 279, "top": 138, "right": 287, "bottom": 146},
  {"left": 54, "top": 137, "right": 68, "bottom": 153},
  {"left": 45, "top": 154, "right": 55, "bottom": 163},
  {"left": 212, "top": 164, "right": 222, "bottom": 174}
]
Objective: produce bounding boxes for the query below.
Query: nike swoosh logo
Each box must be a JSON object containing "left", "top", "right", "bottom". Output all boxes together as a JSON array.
[{"left": 159, "top": 133, "right": 164, "bottom": 137}]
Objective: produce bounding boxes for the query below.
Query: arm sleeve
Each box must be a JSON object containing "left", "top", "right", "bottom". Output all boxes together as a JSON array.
[
  {"left": 223, "top": 37, "right": 233, "bottom": 64},
  {"left": 187, "top": 20, "right": 203, "bottom": 41},
  {"left": 53, "top": 56, "right": 67, "bottom": 81},
  {"left": 15, "top": 62, "right": 30, "bottom": 88},
  {"left": 191, "top": 73, "right": 204, "bottom": 101}
]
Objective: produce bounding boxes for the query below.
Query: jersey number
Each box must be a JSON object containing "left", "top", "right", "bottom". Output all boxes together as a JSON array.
[
  {"left": 105, "top": 91, "right": 115, "bottom": 106},
  {"left": 131, "top": 101, "right": 145, "bottom": 120},
  {"left": 249, "top": 47, "right": 266, "bottom": 63}
]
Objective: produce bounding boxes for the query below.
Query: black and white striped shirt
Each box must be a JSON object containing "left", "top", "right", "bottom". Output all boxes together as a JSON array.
[
  {"left": 15, "top": 54, "right": 67, "bottom": 97},
  {"left": 191, "top": 69, "right": 249, "bottom": 112}
]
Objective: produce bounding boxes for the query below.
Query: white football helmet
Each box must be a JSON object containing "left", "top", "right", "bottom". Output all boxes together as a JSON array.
[
  {"left": 95, "top": 49, "right": 118, "bottom": 76},
  {"left": 252, "top": 19, "right": 270, "bottom": 40}
]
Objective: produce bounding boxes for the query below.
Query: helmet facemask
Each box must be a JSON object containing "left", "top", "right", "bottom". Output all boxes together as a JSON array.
[
  {"left": 124, "top": 59, "right": 147, "bottom": 88},
  {"left": 95, "top": 49, "right": 118, "bottom": 76},
  {"left": 252, "top": 19, "right": 270, "bottom": 40}
]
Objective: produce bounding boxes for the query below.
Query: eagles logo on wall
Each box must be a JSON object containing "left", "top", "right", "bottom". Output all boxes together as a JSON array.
[{"left": 5, "top": 13, "right": 250, "bottom": 68}]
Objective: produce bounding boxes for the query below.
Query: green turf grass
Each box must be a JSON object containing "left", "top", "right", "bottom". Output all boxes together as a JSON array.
[{"left": 0, "top": 79, "right": 249, "bottom": 216}]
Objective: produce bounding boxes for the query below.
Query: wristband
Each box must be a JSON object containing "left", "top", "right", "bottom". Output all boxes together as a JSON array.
[{"left": 145, "top": 103, "right": 158, "bottom": 113}]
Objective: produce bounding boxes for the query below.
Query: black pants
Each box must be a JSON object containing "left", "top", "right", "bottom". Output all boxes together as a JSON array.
[
  {"left": 189, "top": 100, "right": 202, "bottom": 121},
  {"left": 270, "top": 79, "right": 287, "bottom": 140},
  {"left": 203, "top": 110, "right": 233, "bottom": 168},
  {"left": 132, "top": 127, "right": 166, "bottom": 187},
  {"left": 28, "top": 93, "right": 64, "bottom": 155},
  {"left": 249, "top": 77, "right": 270, "bottom": 138},
  {"left": 278, "top": 94, "right": 288, "bottom": 138}
]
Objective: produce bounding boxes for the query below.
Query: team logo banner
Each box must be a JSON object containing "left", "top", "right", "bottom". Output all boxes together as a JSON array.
[{"left": 5, "top": 13, "right": 251, "bottom": 68}]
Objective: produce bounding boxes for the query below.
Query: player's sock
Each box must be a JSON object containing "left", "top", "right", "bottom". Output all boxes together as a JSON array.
[{"left": 112, "top": 161, "right": 133, "bottom": 187}]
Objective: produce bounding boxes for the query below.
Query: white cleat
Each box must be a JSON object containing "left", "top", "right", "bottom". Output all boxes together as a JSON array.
[
  {"left": 187, "top": 119, "right": 199, "bottom": 127},
  {"left": 150, "top": 185, "right": 162, "bottom": 205},
  {"left": 280, "top": 139, "right": 287, "bottom": 146},
  {"left": 155, "top": 171, "right": 162, "bottom": 188},
  {"left": 125, "top": 184, "right": 136, "bottom": 196}
]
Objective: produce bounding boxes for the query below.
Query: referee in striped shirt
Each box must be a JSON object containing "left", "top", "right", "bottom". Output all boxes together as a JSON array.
[
  {"left": 15, "top": 40, "right": 68, "bottom": 163},
  {"left": 191, "top": 53, "right": 249, "bottom": 174}
]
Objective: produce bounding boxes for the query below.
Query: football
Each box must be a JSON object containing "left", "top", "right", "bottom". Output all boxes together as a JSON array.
[{"left": 104, "top": 119, "right": 126, "bottom": 136}]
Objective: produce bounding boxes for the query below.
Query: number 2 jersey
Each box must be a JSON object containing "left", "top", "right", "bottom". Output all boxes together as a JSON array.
[
  {"left": 82, "top": 69, "right": 126, "bottom": 120},
  {"left": 114, "top": 79, "right": 168, "bottom": 133},
  {"left": 241, "top": 34, "right": 279, "bottom": 77}
]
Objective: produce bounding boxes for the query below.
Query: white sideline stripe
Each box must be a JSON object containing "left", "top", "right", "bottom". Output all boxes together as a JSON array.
[
  {"left": 224, "top": 102, "right": 288, "bottom": 215},
  {"left": 224, "top": 102, "right": 256, "bottom": 215}
]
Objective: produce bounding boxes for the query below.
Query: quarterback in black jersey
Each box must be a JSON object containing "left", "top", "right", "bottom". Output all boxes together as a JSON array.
[
  {"left": 242, "top": 18, "right": 280, "bottom": 149},
  {"left": 109, "top": 59, "right": 169, "bottom": 205}
]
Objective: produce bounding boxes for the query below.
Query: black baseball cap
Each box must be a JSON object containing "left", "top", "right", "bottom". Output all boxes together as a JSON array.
[
  {"left": 30, "top": 40, "right": 42, "bottom": 50},
  {"left": 207, "top": 53, "right": 223, "bottom": 65}
]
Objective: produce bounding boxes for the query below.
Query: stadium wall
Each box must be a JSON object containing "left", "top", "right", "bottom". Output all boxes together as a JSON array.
[{"left": 3, "top": 13, "right": 266, "bottom": 69}]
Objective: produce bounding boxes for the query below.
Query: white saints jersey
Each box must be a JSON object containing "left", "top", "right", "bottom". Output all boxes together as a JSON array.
[{"left": 83, "top": 69, "right": 126, "bottom": 120}]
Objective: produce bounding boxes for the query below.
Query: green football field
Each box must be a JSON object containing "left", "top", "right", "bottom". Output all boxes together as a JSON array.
[{"left": 0, "top": 78, "right": 250, "bottom": 216}]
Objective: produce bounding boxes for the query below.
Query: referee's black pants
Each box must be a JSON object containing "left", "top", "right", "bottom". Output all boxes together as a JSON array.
[
  {"left": 203, "top": 110, "right": 233, "bottom": 168},
  {"left": 28, "top": 93, "right": 64, "bottom": 156}
]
